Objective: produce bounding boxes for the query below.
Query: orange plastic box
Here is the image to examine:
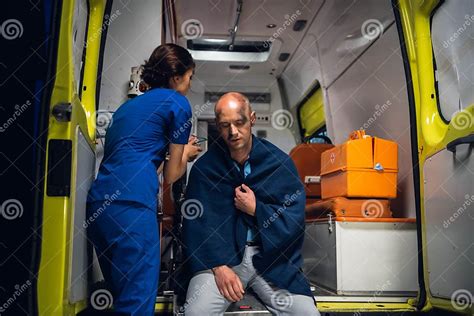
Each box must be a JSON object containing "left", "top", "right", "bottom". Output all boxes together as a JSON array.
[
  {"left": 305, "top": 197, "right": 392, "bottom": 220},
  {"left": 289, "top": 143, "right": 335, "bottom": 203},
  {"left": 320, "top": 133, "right": 398, "bottom": 199}
]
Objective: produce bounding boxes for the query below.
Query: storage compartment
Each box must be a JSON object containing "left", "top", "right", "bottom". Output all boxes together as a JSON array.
[
  {"left": 321, "top": 168, "right": 398, "bottom": 198},
  {"left": 290, "top": 143, "right": 335, "bottom": 204},
  {"left": 305, "top": 197, "right": 392, "bottom": 219},
  {"left": 321, "top": 136, "right": 398, "bottom": 199},
  {"left": 302, "top": 217, "right": 418, "bottom": 295}
]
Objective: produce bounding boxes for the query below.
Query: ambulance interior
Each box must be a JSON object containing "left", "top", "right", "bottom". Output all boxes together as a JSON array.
[{"left": 84, "top": 0, "right": 472, "bottom": 313}]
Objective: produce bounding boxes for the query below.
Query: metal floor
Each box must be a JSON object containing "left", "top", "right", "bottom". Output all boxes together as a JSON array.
[
  {"left": 166, "top": 283, "right": 416, "bottom": 315},
  {"left": 170, "top": 285, "right": 336, "bottom": 315},
  {"left": 224, "top": 292, "right": 271, "bottom": 315}
]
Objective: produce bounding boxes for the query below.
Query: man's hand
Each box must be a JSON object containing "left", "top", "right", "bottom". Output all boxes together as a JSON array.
[
  {"left": 234, "top": 184, "right": 256, "bottom": 216},
  {"left": 212, "top": 265, "right": 245, "bottom": 302}
]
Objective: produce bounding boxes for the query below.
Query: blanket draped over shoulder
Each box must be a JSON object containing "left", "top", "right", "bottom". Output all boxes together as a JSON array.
[{"left": 182, "top": 136, "right": 312, "bottom": 297}]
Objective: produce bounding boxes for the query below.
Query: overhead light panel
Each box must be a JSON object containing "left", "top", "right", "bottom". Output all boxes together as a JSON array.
[
  {"left": 187, "top": 39, "right": 270, "bottom": 52},
  {"left": 229, "top": 65, "right": 250, "bottom": 70}
]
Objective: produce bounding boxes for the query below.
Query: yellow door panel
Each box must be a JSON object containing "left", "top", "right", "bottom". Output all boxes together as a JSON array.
[
  {"left": 397, "top": 0, "right": 473, "bottom": 314},
  {"left": 37, "top": 0, "right": 105, "bottom": 315}
]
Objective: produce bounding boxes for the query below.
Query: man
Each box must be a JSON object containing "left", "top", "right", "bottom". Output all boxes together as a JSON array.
[{"left": 182, "top": 92, "right": 320, "bottom": 315}]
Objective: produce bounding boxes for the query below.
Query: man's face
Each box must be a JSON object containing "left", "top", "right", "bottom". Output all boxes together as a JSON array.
[{"left": 216, "top": 99, "right": 255, "bottom": 151}]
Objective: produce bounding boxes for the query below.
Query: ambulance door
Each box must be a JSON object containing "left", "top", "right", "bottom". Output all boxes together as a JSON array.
[
  {"left": 36, "top": 0, "right": 109, "bottom": 314},
  {"left": 396, "top": 0, "right": 473, "bottom": 314}
]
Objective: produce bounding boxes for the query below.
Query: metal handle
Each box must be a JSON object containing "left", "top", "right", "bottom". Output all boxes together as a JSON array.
[
  {"left": 447, "top": 134, "right": 474, "bottom": 152},
  {"left": 304, "top": 176, "right": 321, "bottom": 184},
  {"left": 328, "top": 213, "right": 333, "bottom": 233},
  {"left": 228, "top": 0, "right": 243, "bottom": 51}
]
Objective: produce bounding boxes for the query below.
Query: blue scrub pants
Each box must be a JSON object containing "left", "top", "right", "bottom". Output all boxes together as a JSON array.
[{"left": 87, "top": 201, "right": 160, "bottom": 315}]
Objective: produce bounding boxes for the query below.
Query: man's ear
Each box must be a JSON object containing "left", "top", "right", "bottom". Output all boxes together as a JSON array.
[
  {"left": 250, "top": 111, "right": 256, "bottom": 126},
  {"left": 214, "top": 116, "right": 222, "bottom": 131}
]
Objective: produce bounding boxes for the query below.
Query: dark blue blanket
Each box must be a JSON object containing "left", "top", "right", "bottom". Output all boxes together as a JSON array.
[{"left": 182, "top": 136, "right": 312, "bottom": 297}]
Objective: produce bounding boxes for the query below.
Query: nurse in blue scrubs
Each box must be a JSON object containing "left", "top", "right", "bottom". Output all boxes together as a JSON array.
[{"left": 86, "top": 43, "right": 201, "bottom": 315}]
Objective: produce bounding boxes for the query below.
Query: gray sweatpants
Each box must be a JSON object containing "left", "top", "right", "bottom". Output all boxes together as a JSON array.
[{"left": 184, "top": 245, "right": 320, "bottom": 316}]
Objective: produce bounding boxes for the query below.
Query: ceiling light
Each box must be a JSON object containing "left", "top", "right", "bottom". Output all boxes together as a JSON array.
[{"left": 201, "top": 38, "right": 229, "bottom": 43}]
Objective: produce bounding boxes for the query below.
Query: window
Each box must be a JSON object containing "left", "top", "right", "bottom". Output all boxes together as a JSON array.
[
  {"left": 297, "top": 84, "right": 325, "bottom": 140},
  {"left": 305, "top": 126, "right": 331, "bottom": 144},
  {"left": 431, "top": 0, "right": 474, "bottom": 121}
]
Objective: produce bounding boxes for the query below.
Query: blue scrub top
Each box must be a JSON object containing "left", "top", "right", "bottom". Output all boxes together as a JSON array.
[{"left": 88, "top": 88, "right": 192, "bottom": 211}]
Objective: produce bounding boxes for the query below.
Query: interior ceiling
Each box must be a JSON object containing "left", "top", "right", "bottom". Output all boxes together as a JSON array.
[{"left": 174, "top": 0, "right": 324, "bottom": 89}]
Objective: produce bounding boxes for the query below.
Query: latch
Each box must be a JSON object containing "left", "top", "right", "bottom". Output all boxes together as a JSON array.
[
  {"left": 328, "top": 213, "right": 333, "bottom": 233},
  {"left": 51, "top": 102, "right": 72, "bottom": 122},
  {"left": 304, "top": 175, "right": 321, "bottom": 184}
]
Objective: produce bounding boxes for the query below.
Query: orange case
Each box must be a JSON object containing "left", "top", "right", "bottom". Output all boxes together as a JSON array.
[
  {"left": 289, "top": 143, "right": 335, "bottom": 203},
  {"left": 305, "top": 196, "right": 392, "bottom": 220},
  {"left": 320, "top": 136, "right": 398, "bottom": 199}
]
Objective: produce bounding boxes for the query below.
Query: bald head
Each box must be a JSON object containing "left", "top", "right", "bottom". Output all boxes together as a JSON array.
[
  {"left": 215, "top": 92, "right": 252, "bottom": 119},
  {"left": 214, "top": 92, "right": 256, "bottom": 153}
]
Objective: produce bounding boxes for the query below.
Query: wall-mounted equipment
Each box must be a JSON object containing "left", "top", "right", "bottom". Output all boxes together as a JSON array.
[{"left": 128, "top": 66, "right": 148, "bottom": 98}]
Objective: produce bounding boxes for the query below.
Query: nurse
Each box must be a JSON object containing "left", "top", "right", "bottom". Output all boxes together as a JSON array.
[{"left": 86, "top": 43, "right": 200, "bottom": 315}]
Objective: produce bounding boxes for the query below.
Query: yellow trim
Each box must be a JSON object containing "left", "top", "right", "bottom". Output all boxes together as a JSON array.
[
  {"left": 299, "top": 88, "right": 325, "bottom": 138},
  {"left": 37, "top": 0, "right": 104, "bottom": 315},
  {"left": 154, "top": 302, "right": 173, "bottom": 313},
  {"left": 397, "top": 0, "right": 473, "bottom": 314},
  {"left": 317, "top": 302, "right": 416, "bottom": 312},
  {"left": 81, "top": 0, "right": 107, "bottom": 141}
]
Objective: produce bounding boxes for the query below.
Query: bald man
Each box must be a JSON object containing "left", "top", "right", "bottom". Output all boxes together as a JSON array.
[{"left": 182, "top": 93, "right": 320, "bottom": 316}]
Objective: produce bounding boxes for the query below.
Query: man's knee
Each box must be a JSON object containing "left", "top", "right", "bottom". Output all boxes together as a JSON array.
[
  {"left": 183, "top": 300, "right": 206, "bottom": 316},
  {"left": 185, "top": 272, "right": 229, "bottom": 315},
  {"left": 184, "top": 296, "right": 228, "bottom": 316}
]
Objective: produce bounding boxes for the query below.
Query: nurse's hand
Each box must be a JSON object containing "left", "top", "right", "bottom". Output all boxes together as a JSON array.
[
  {"left": 165, "top": 138, "right": 200, "bottom": 183},
  {"left": 212, "top": 265, "right": 245, "bottom": 302},
  {"left": 184, "top": 136, "right": 202, "bottom": 162}
]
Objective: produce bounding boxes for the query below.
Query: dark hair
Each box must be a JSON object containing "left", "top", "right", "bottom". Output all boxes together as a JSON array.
[{"left": 141, "top": 43, "right": 195, "bottom": 89}]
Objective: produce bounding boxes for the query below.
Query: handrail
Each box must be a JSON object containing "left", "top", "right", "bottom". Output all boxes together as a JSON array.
[{"left": 229, "top": 0, "right": 243, "bottom": 51}]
